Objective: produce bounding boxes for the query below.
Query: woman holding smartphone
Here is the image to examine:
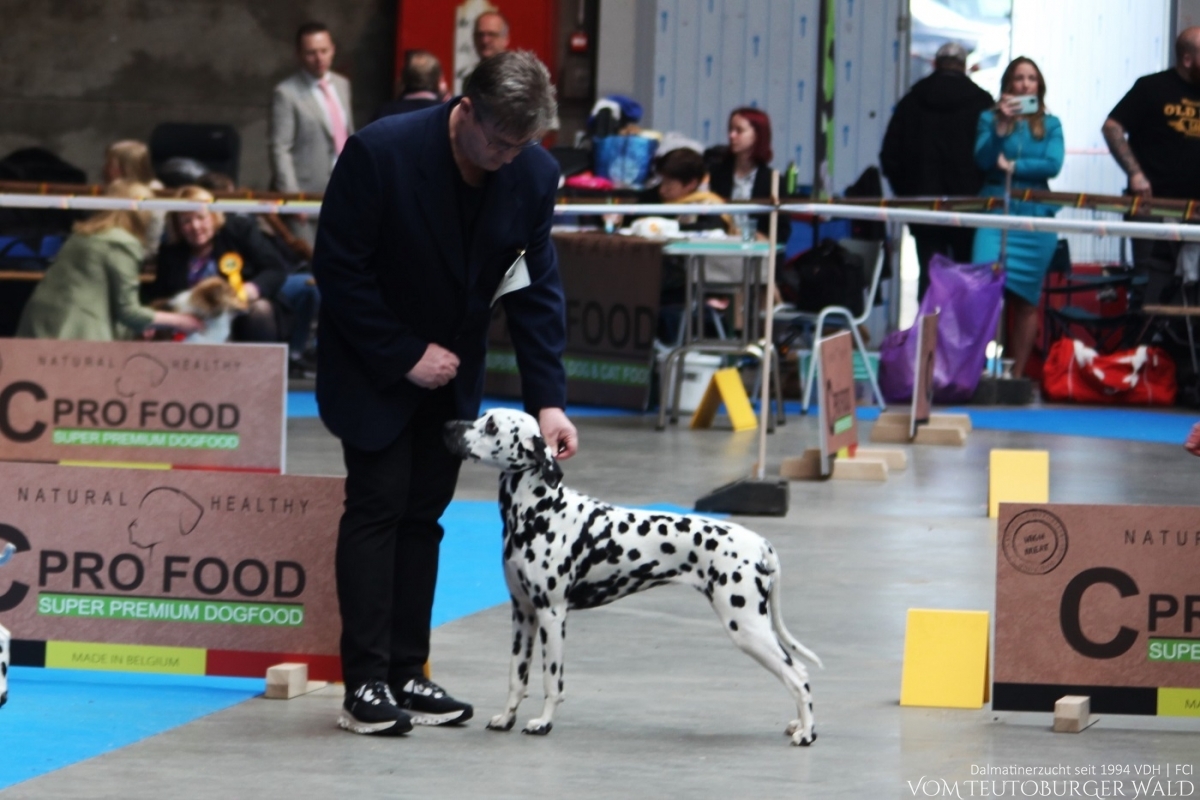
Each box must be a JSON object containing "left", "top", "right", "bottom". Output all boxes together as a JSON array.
[{"left": 972, "top": 56, "right": 1064, "bottom": 380}]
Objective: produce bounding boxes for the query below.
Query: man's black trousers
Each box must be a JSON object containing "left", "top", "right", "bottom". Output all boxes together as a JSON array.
[{"left": 335, "top": 385, "right": 462, "bottom": 691}]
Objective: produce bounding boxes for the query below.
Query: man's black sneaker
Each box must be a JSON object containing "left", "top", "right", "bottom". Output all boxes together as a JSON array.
[
  {"left": 393, "top": 677, "right": 474, "bottom": 726},
  {"left": 338, "top": 680, "right": 413, "bottom": 736}
]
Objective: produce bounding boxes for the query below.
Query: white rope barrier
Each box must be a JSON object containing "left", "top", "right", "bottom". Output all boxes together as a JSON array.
[
  {"left": 782, "top": 203, "right": 1200, "bottom": 242},
  {"left": 4, "top": 192, "right": 1200, "bottom": 241}
]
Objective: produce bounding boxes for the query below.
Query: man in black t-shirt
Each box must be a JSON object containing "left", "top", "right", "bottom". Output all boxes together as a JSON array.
[
  {"left": 1103, "top": 27, "right": 1200, "bottom": 200},
  {"left": 1102, "top": 27, "right": 1200, "bottom": 305}
]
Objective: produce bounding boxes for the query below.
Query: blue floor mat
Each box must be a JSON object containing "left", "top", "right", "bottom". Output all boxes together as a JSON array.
[{"left": 0, "top": 670, "right": 260, "bottom": 790}]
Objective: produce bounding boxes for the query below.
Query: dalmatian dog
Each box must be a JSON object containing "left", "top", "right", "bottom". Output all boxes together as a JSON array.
[
  {"left": 443, "top": 408, "right": 822, "bottom": 746},
  {"left": 1, "top": 622, "right": 9, "bottom": 709}
]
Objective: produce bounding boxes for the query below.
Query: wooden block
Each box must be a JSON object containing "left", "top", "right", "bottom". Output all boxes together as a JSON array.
[
  {"left": 831, "top": 457, "right": 888, "bottom": 481},
  {"left": 988, "top": 449, "right": 1050, "bottom": 518},
  {"left": 914, "top": 424, "right": 967, "bottom": 446},
  {"left": 929, "top": 413, "right": 972, "bottom": 432},
  {"left": 869, "top": 422, "right": 912, "bottom": 444},
  {"left": 874, "top": 411, "right": 909, "bottom": 429},
  {"left": 900, "top": 609, "right": 990, "bottom": 709},
  {"left": 780, "top": 448, "right": 824, "bottom": 480},
  {"left": 265, "top": 662, "right": 307, "bottom": 699},
  {"left": 854, "top": 448, "right": 907, "bottom": 471},
  {"left": 1053, "top": 695, "right": 1094, "bottom": 733}
]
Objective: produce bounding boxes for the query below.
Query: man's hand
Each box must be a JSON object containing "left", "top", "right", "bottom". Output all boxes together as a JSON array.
[
  {"left": 1185, "top": 421, "right": 1200, "bottom": 457},
  {"left": 1129, "top": 171, "right": 1152, "bottom": 199},
  {"left": 538, "top": 407, "right": 578, "bottom": 460},
  {"left": 406, "top": 343, "right": 460, "bottom": 389}
]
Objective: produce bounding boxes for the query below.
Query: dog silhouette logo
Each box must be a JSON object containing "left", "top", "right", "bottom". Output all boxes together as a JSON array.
[
  {"left": 128, "top": 487, "right": 203, "bottom": 558},
  {"left": 116, "top": 353, "right": 169, "bottom": 398}
]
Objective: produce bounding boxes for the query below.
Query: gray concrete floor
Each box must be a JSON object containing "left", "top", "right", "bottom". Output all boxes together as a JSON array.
[{"left": 6, "top": 407, "right": 1200, "bottom": 798}]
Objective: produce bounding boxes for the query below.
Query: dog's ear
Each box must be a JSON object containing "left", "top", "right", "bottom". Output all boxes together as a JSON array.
[{"left": 529, "top": 435, "right": 563, "bottom": 489}]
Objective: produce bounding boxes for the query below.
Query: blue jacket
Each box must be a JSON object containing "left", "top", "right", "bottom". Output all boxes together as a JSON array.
[
  {"left": 974, "top": 109, "right": 1064, "bottom": 195},
  {"left": 312, "top": 100, "right": 566, "bottom": 450}
]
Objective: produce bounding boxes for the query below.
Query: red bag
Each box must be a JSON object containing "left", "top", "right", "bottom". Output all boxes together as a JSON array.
[{"left": 1041, "top": 338, "right": 1176, "bottom": 405}]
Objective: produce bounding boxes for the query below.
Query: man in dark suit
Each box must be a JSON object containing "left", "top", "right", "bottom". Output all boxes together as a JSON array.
[
  {"left": 313, "top": 51, "right": 577, "bottom": 737},
  {"left": 373, "top": 50, "right": 448, "bottom": 122}
]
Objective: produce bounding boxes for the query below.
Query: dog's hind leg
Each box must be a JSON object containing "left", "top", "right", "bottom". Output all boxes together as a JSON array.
[
  {"left": 488, "top": 596, "right": 537, "bottom": 732},
  {"left": 522, "top": 606, "right": 566, "bottom": 735},
  {"left": 711, "top": 590, "right": 816, "bottom": 746}
]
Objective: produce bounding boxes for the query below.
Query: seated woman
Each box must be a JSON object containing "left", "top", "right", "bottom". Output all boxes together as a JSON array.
[
  {"left": 17, "top": 180, "right": 202, "bottom": 341},
  {"left": 708, "top": 107, "right": 791, "bottom": 244},
  {"left": 151, "top": 186, "right": 290, "bottom": 344},
  {"left": 971, "top": 56, "right": 1064, "bottom": 379}
]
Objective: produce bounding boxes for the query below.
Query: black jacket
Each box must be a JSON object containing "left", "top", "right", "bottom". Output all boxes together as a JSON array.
[
  {"left": 312, "top": 100, "right": 566, "bottom": 451},
  {"left": 708, "top": 161, "right": 791, "bottom": 242},
  {"left": 150, "top": 214, "right": 288, "bottom": 301},
  {"left": 880, "top": 69, "right": 994, "bottom": 197}
]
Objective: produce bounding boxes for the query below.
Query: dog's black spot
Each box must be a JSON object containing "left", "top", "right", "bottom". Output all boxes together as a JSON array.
[
  {"left": 729, "top": 621, "right": 738, "bottom": 631},
  {"left": 731, "top": 571, "right": 742, "bottom": 583},
  {"left": 759, "top": 601, "right": 768, "bottom": 615},
  {"left": 679, "top": 563, "right": 691, "bottom": 572},
  {"left": 730, "top": 594, "right": 745, "bottom": 607},
  {"left": 539, "top": 628, "right": 547, "bottom": 644},
  {"left": 518, "top": 662, "right": 528, "bottom": 680},
  {"left": 660, "top": 542, "right": 675, "bottom": 554},
  {"left": 688, "top": 552, "right": 699, "bottom": 564},
  {"left": 525, "top": 548, "right": 536, "bottom": 562},
  {"left": 627, "top": 548, "right": 640, "bottom": 561},
  {"left": 755, "top": 562, "right": 771, "bottom": 575},
  {"left": 550, "top": 662, "right": 557, "bottom": 675},
  {"left": 533, "top": 486, "right": 547, "bottom": 497},
  {"left": 693, "top": 532, "right": 703, "bottom": 546},
  {"left": 637, "top": 520, "right": 651, "bottom": 536},
  {"left": 658, "top": 523, "right": 668, "bottom": 535},
  {"left": 546, "top": 531, "right": 555, "bottom": 543},
  {"left": 547, "top": 577, "right": 556, "bottom": 591},
  {"left": 675, "top": 519, "right": 691, "bottom": 532},
  {"left": 704, "top": 539, "right": 719, "bottom": 551},
  {"left": 718, "top": 573, "right": 727, "bottom": 585}
]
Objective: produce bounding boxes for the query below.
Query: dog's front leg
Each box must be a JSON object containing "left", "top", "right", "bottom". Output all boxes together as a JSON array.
[
  {"left": 488, "top": 597, "right": 537, "bottom": 731},
  {"left": 522, "top": 606, "right": 566, "bottom": 735}
]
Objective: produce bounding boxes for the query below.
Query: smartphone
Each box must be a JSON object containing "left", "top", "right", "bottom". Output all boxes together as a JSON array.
[{"left": 1014, "top": 94, "right": 1039, "bottom": 115}]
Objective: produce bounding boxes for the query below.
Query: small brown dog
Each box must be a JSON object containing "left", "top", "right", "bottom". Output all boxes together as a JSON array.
[{"left": 151, "top": 276, "right": 246, "bottom": 343}]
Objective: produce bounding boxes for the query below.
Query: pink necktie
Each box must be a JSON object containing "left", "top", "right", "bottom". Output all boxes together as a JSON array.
[{"left": 318, "top": 78, "right": 348, "bottom": 155}]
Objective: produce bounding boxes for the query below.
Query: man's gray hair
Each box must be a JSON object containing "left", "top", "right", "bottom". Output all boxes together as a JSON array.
[{"left": 464, "top": 51, "right": 557, "bottom": 139}]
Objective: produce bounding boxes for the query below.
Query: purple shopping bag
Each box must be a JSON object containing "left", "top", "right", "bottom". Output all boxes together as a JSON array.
[{"left": 878, "top": 254, "right": 1005, "bottom": 403}]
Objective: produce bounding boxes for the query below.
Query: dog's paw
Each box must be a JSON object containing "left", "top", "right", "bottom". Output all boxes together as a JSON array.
[
  {"left": 790, "top": 728, "right": 817, "bottom": 747},
  {"left": 785, "top": 719, "right": 801, "bottom": 736},
  {"left": 486, "top": 714, "right": 516, "bottom": 731},
  {"left": 521, "top": 719, "right": 553, "bottom": 736}
]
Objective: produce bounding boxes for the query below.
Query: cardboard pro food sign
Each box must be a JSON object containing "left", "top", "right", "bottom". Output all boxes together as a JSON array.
[
  {"left": 994, "top": 503, "right": 1200, "bottom": 715},
  {"left": 0, "top": 463, "right": 342, "bottom": 679},
  {"left": 0, "top": 340, "right": 285, "bottom": 471}
]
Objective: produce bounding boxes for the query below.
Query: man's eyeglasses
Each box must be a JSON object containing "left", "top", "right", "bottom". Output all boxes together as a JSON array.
[{"left": 478, "top": 120, "right": 539, "bottom": 154}]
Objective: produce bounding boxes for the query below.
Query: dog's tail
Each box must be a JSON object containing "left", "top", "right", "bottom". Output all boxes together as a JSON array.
[{"left": 767, "top": 549, "right": 824, "bottom": 669}]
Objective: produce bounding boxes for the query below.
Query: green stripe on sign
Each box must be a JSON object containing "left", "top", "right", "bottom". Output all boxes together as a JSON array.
[
  {"left": 52, "top": 428, "right": 240, "bottom": 449},
  {"left": 487, "top": 350, "right": 650, "bottom": 387},
  {"left": 833, "top": 415, "right": 854, "bottom": 434},
  {"left": 1148, "top": 638, "right": 1200, "bottom": 662},
  {"left": 37, "top": 593, "right": 303, "bottom": 627}
]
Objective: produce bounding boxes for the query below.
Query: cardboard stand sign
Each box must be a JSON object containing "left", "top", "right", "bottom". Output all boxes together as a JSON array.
[
  {"left": 0, "top": 339, "right": 286, "bottom": 472},
  {"left": 909, "top": 311, "right": 938, "bottom": 439},
  {"left": 994, "top": 503, "right": 1200, "bottom": 716},
  {"left": 0, "top": 463, "right": 343, "bottom": 680},
  {"left": 818, "top": 331, "right": 858, "bottom": 476}
]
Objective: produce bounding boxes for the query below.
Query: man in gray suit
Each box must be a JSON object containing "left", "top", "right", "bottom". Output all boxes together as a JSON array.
[{"left": 269, "top": 21, "right": 354, "bottom": 241}]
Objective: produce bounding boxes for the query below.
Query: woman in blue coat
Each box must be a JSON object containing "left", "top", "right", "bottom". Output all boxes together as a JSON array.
[{"left": 971, "top": 56, "right": 1064, "bottom": 379}]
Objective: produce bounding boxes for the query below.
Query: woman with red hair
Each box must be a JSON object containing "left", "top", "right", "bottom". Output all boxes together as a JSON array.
[{"left": 709, "top": 107, "right": 790, "bottom": 242}]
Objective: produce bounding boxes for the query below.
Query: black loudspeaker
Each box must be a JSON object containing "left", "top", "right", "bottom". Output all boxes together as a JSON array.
[{"left": 149, "top": 123, "right": 241, "bottom": 184}]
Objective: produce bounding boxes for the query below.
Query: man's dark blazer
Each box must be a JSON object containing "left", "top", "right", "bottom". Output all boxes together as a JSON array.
[{"left": 312, "top": 100, "right": 567, "bottom": 451}]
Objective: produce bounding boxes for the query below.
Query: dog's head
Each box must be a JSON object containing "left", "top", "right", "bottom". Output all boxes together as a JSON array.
[
  {"left": 181, "top": 276, "right": 248, "bottom": 319},
  {"left": 444, "top": 409, "right": 563, "bottom": 488}
]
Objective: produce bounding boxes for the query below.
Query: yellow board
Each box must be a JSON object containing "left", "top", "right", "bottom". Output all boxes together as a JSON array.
[
  {"left": 690, "top": 367, "right": 757, "bottom": 431},
  {"left": 988, "top": 449, "right": 1049, "bottom": 518},
  {"left": 45, "top": 641, "right": 206, "bottom": 675},
  {"left": 900, "top": 609, "right": 990, "bottom": 709},
  {"left": 1158, "top": 687, "right": 1200, "bottom": 717}
]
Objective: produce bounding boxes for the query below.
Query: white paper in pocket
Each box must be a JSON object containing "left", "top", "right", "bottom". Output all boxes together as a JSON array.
[{"left": 492, "top": 250, "right": 530, "bottom": 305}]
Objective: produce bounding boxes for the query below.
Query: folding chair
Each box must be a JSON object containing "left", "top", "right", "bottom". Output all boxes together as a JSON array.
[{"left": 774, "top": 238, "right": 888, "bottom": 413}]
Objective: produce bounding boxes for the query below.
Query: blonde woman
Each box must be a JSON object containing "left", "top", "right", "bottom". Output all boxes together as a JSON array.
[
  {"left": 103, "top": 139, "right": 166, "bottom": 260},
  {"left": 16, "top": 181, "right": 202, "bottom": 340}
]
